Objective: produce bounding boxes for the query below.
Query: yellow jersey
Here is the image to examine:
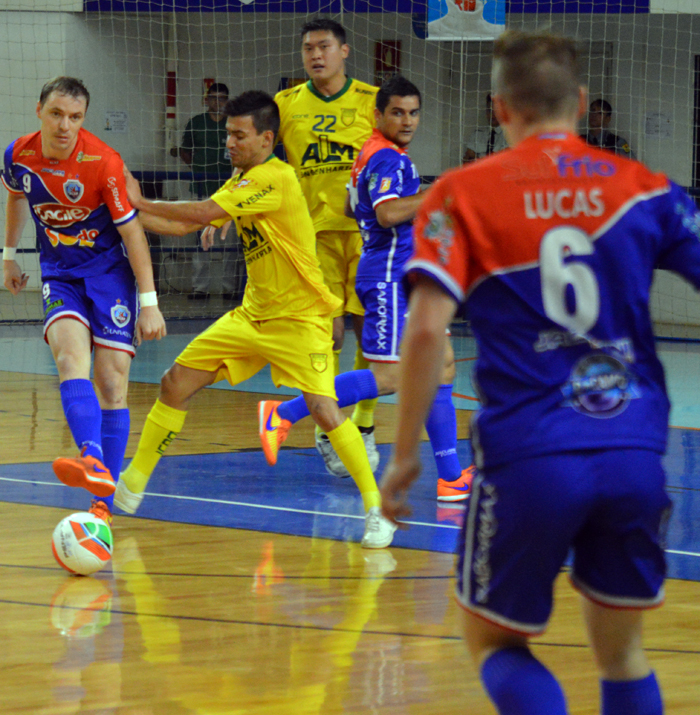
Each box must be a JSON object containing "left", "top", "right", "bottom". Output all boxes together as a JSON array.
[
  {"left": 275, "top": 77, "right": 377, "bottom": 233},
  {"left": 210, "top": 156, "right": 341, "bottom": 321}
]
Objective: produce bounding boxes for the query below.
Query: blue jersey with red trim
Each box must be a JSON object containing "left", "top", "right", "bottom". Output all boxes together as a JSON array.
[
  {"left": 409, "top": 133, "right": 700, "bottom": 468},
  {"left": 349, "top": 129, "right": 420, "bottom": 282},
  {"left": 2, "top": 129, "right": 136, "bottom": 280}
]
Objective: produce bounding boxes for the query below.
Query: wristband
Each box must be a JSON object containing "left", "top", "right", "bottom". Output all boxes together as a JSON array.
[
  {"left": 3, "top": 246, "right": 17, "bottom": 261},
  {"left": 139, "top": 291, "right": 158, "bottom": 307}
]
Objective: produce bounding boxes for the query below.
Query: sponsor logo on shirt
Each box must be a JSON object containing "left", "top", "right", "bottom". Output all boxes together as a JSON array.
[
  {"left": 19, "top": 149, "right": 35, "bottom": 157},
  {"left": 556, "top": 154, "right": 616, "bottom": 178},
  {"left": 235, "top": 184, "right": 274, "bottom": 209},
  {"left": 107, "top": 176, "right": 125, "bottom": 212},
  {"left": 76, "top": 152, "right": 102, "bottom": 162},
  {"left": 110, "top": 300, "right": 131, "bottom": 328},
  {"left": 423, "top": 209, "right": 454, "bottom": 265},
  {"left": 300, "top": 138, "right": 354, "bottom": 167},
  {"left": 354, "top": 88, "right": 374, "bottom": 95},
  {"left": 379, "top": 178, "right": 392, "bottom": 193},
  {"left": 41, "top": 168, "right": 66, "bottom": 177},
  {"left": 34, "top": 203, "right": 91, "bottom": 228},
  {"left": 368, "top": 173, "right": 378, "bottom": 192},
  {"left": 64, "top": 179, "right": 84, "bottom": 203}
]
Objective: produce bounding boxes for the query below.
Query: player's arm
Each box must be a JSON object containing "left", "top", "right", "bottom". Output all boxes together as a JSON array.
[
  {"left": 136, "top": 211, "right": 202, "bottom": 237},
  {"left": 116, "top": 218, "right": 167, "bottom": 344},
  {"left": 380, "top": 275, "right": 457, "bottom": 524},
  {"left": 3, "top": 191, "right": 30, "bottom": 295},
  {"left": 375, "top": 192, "right": 427, "bottom": 229}
]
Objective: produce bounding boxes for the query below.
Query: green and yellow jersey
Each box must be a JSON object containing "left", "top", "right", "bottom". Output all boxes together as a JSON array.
[
  {"left": 275, "top": 77, "right": 377, "bottom": 233},
  {"left": 210, "top": 156, "right": 341, "bottom": 321}
]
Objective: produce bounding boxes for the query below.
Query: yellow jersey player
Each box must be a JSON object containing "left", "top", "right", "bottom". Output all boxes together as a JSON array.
[
  {"left": 275, "top": 18, "right": 380, "bottom": 476},
  {"left": 114, "top": 91, "right": 396, "bottom": 549}
]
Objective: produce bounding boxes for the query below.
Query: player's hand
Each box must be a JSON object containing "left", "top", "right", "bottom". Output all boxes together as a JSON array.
[
  {"left": 3, "top": 260, "right": 29, "bottom": 295},
  {"left": 123, "top": 166, "right": 144, "bottom": 209},
  {"left": 135, "top": 305, "right": 167, "bottom": 345},
  {"left": 379, "top": 455, "right": 422, "bottom": 527},
  {"left": 201, "top": 225, "right": 217, "bottom": 251}
]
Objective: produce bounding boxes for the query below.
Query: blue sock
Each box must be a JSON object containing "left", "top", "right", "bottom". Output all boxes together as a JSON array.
[
  {"left": 100, "top": 409, "right": 130, "bottom": 511},
  {"left": 481, "top": 647, "right": 567, "bottom": 715},
  {"left": 601, "top": 672, "right": 663, "bottom": 715},
  {"left": 60, "top": 379, "right": 103, "bottom": 462},
  {"left": 424, "top": 384, "right": 462, "bottom": 481},
  {"left": 277, "top": 370, "right": 378, "bottom": 425}
]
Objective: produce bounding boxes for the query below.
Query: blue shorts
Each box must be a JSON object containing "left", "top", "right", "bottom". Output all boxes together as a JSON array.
[
  {"left": 42, "top": 267, "right": 138, "bottom": 356},
  {"left": 455, "top": 449, "right": 671, "bottom": 635},
  {"left": 356, "top": 279, "right": 407, "bottom": 363}
]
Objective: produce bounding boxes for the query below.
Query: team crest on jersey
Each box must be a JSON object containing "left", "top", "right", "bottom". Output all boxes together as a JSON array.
[
  {"left": 561, "top": 353, "right": 640, "bottom": 418},
  {"left": 379, "top": 178, "right": 392, "bottom": 193},
  {"left": 341, "top": 108, "right": 357, "bottom": 126},
  {"left": 309, "top": 353, "right": 328, "bottom": 373},
  {"left": 110, "top": 301, "right": 131, "bottom": 328},
  {"left": 63, "top": 179, "right": 84, "bottom": 203}
]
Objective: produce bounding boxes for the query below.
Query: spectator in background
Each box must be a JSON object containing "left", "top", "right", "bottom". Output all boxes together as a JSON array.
[
  {"left": 581, "top": 98, "right": 635, "bottom": 159},
  {"left": 174, "top": 82, "right": 240, "bottom": 301},
  {"left": 462, "top": 92, "right": 508, "bottom": 164}
]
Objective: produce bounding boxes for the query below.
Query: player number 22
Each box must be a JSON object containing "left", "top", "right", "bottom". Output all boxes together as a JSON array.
[
  {"left": 312, "top": 115, "right": 336, "bottom": 133},
  {"left": 540, "top": 226, "right": 600, "bottom": 334}
]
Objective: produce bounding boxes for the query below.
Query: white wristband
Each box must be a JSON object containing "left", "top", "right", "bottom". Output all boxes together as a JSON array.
[
  {"left": 139, "top": 291, "right": 158, "bottom": 307},
  {"left": 3, "top": 246, "right": 17, "bottom": 261}
]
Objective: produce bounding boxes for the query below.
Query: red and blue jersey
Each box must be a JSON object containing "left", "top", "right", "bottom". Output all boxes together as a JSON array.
[
  {"left": 349, "top": 128, "right": 421, "bottom": 283},
  {"left": 2, "top": 129, "right": 136, "bottom": 280},
  {"left": 409, "top": 133, "right": 700, "bottom": 468}
]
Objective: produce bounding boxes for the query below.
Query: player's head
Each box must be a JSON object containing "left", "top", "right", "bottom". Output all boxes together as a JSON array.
[
  {"left": 375, "top": 76, "right": 421, "bottom": 149},
  {"left": 223, "top": 90, "right": 280, "bottom": 170},
  {"left": 300, "top": 18, "right": 349, "bottom": 84},
  {"left": 205, "top": 82, "right": 229, "bottom": 115},
  {"left": 36, "top": 77, "right": 89, "bottom": 160},
  {"left": 588, "top": 98, "right": 612, "bottom": 130},
  {"left": 491, "top": 31, "right": 585, "bottom": 140}
]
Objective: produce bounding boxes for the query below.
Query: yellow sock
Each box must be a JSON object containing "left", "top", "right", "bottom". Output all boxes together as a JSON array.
[
  {"left": 351, "top": 347, "right": 377, "bottom": 429},
  {"left": 122, "top": 399, "right": 187, "bottom": 493},
  {"left": 327, "top": 418, "right": 381, "bottom": 511},
  {"left": 316, "top": 349, "right": 344, "bottom": 439}
]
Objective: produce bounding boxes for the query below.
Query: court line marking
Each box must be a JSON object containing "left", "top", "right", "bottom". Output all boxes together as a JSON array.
[
  {"left": 2, "top": 477, "right": 700, "bottom": 554},
  {"left": 0, "top": 476, "right": 458, "bottom": 529},
  {"left": 3, "top": 598, "right": 700, "bottom": 655}
]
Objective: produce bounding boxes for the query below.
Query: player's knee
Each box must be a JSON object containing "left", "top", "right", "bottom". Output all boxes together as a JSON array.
[{"left": 306, "top": 394, "right": 343, "bottom": 433}]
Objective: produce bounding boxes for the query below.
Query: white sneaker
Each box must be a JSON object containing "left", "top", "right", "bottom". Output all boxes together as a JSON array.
[
  {"left": 361, "top": 506, "right": 397, "bottom": 549},
  {"left": 362, "top": 429, "right": 381, "bottom": 473},
  {"left": 316, "top": 433, "right": 350, "bottom": 477},
  {"left": 114, "top": 478, "right": 144, "bottom": 514}
]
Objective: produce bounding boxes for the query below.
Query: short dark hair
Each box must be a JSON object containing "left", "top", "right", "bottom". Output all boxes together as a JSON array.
[
  {"left": 300, "top": 18, "right": 346, "bottom": 45},
  {"left": 39, "top": 76, "right": 90, "bottom": 110},
  {"left": 376, "top": 76, "right": 421, "bottom": 114},
  {"left": 224, "top": 90, "right": 280, "bottom": 141},
  {"left": 493, "top": 31, "right": 581, "bottom": 123},
  {"left": 590, "top": 98, "right": 612, "bottom": 115},
  {"left": 207, "top": 82, "right": 229, "bottom": 97}
]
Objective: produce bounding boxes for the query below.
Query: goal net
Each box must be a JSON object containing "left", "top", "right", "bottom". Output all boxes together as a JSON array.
[{"left": 1, "top": 0, "right": 699, "bottom": 338}]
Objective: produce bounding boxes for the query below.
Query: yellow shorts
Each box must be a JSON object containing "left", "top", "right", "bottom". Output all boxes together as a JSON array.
[
  {"left": 316, "top": 229, "right": 364, "bottom": 319},
  {"left": 175, "top": 308, "right": 337, "bottom": 398}
]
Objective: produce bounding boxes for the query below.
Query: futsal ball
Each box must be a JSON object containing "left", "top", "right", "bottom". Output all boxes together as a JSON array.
[
  {"left": 50, "top": 577, "right": 113, "bottom": 638},
  {"left": 52, "top": 512, "right": 113, "bottom": 576}
]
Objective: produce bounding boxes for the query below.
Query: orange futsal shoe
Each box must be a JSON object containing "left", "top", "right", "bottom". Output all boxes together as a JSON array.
[
  {"left": 258, "top": 400, "right": 292, "bottom": 466},
  {"left": 437, "top": 465, "right": 476, "bottom": 502},
  {"left": 88, "top": 499, "right": 113, "bottom": 528},
  {"left": 52, "top": 449, "right": 116, "bottom": 498}
]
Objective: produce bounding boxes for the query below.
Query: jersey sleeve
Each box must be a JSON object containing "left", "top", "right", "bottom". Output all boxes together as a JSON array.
[
  {"left": 654, "top": 182, "right": 700, "bottom": 287},
  {"left": 1, "top": 141, "right": 23, "bottom": 194},
  {"left": 99, "top": 153, "right": 137, "bottom": 225},
  {"left": 209, "top": 170, "right": 283, "bottom": 226},
  {"left": 366, "top": 149, "right": 406, "bottom": 208},
  {"left": 405, "top": 176, "right": 469, "bottom": 305}
]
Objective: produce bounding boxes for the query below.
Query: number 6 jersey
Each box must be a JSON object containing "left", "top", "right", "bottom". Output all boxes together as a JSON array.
[
  {"left": 2, "top": 129, "right": 136, "bottom": 280},
  {"left": 408, "top": 133, "right": 700, "bottom": 468}
]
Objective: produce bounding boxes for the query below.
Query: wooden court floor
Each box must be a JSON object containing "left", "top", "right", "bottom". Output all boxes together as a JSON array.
[{"left": 0, "top": 371, "right": 699, "bottom": 714}]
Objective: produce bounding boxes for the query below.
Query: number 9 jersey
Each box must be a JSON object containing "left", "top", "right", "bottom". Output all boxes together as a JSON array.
[
  {"left": 408, "top": 132, "right": 700, "bottom": 469},
  {"left": 1, "top": 128, "right": 136, "bottom": 281}
]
